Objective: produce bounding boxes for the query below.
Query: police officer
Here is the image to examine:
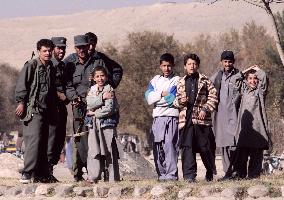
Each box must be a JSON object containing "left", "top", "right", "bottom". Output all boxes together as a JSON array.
[
  {"left": 85, "top": 32, "right": 123, "bottom": 89},
  {"left": 15, "top": 39, "right": 59, "bottom": 183},
  {"left": 64, "top": 35, "right": 106, "bottom": 181},
  {"left": 47, "top": 37, "right": 69, "bottom": 174}
]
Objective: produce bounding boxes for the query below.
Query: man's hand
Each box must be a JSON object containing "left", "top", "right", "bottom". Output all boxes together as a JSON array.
[
  {"left": 72, "top": 97, "right": 81, "bottom": 107},
  {"left": 15, "top": 102, "right": 24, "bottom": 117},
  {"left": 198, "top": 110, "right": 206, "bottom": 120},
  {"left": 103, "top": 91, "right": 114, "bottom": 100},
  {"left": 180, "top": 96, "right": 188, "bottom": 104},
  {"left": 161, "top": 91, "right": 169, "bottom": 97},
  {"left": 57, "top": 92, "right": 67, "bottom": 101}
]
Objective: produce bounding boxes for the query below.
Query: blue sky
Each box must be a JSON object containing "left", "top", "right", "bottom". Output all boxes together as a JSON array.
[{"left": 0, "top": 0, "right": 193, "bottom": 19}]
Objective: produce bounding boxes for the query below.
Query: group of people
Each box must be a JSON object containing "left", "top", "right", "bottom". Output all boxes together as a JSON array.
[
  {"left": 145, "top": 51, "right": 270, "bottom": 182},
  {"left": 14, "top": 32, "right": 123, "bottom": 184},
  {"left": 14, "top": 31, "right": 270, "bottom": 184}
]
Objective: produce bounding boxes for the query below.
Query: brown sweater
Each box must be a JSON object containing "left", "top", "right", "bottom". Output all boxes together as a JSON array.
[{"left": 173, "top": 73, "right": 218, "bottom": 130}]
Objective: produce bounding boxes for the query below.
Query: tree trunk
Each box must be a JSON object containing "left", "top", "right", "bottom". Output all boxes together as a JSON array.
[{"left": 263, "top": 0, "right": 284, "bottom": 67}]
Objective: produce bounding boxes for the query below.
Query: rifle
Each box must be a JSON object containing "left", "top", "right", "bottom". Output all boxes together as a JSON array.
[{"left": 31, "top": 51, "right": 35, "bottom": 60}]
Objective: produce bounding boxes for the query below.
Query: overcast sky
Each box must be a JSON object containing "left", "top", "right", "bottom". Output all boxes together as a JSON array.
[{"left": 0, "top": 0, "right": 193, "bottom": 19}]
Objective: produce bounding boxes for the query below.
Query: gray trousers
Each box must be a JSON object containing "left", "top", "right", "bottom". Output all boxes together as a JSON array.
[
  {"left": 152, "top": 117, "right": 179, "bottom": 180},
  {"left": 47, "top": 104, "right": 67, "bottom": 166},
  {"left": 72, "top": 105, "right": 88, "bottom": 178},
  {"left": 23, "top": 112, "right": 56, "bottom": 177},
  {"left": 87, "top": 127, "right": 120, "bottom": 182},
  {"left": 221, "top": 146, "right": 236, "bottom": 174}
]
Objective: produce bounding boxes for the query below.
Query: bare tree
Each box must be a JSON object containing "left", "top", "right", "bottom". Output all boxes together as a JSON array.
[{"left": 206, "top": 0, "right": 284, "bottom": 66}]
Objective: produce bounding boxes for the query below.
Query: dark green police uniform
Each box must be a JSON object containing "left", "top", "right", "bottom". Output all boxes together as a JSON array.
[
  {"left": 15, "top": 58, "right": 58, "bottom": 179},
  {"left": 64, "top": 35, "right": 106, "bottom": 181},
  {"left": 47, "top": 37, "right": 68, "bottom": 170}
]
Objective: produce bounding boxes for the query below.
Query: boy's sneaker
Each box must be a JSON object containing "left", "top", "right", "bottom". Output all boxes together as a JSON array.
[{"left": 19, "top": 173, "right": 31, "bottom": 184}]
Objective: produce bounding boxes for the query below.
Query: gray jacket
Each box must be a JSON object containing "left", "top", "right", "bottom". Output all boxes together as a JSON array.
[
  {"left": 64, "top": 53, "right": 106, "bottom": 101},
  {"left": 210, "top": 68, "right": 240, "bottom": 147},
  {"left": 233, "top": 70, "right": 270, "bottom": 149},
  {"left": 86, "top": 84, "right": 119, "bottom": 128},
  {"left": 15, "top": 58, "right": 58, "bottom": 121}
]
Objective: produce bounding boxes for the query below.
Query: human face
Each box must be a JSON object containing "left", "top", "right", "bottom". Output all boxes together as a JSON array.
[
  {"left": 93, "top": 70, "right": 107, "bottom": 87},
  {"left": 53, "top": 46, "right": 66, "bottom": 61},
  {"left": 160, "top": 61, "right": 173, "bottom": 77},
  {"left": 38, "top": 46, "right": 53, "bottom": 64},
  {"left": 184, "top": 58, "right": 199, "bottom": 74},
  {"left": 75, "top": 45, "right": 89, "bottom": 60},
  {"left": 247, "top": 73, "right": 259, "bottom": 89},
  {"left": 88, "top": 42, "right": 96, "bottom": 55},
  {"left": 221, "top": 59, "right": 234, "bottom": 72}
]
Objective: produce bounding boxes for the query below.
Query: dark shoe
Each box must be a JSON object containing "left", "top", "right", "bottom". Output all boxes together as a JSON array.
[
  {"left": 19, "top": 173, "right": 32, "bottom": 184},
  {"left": 46, "top": 174, "right": 59, "bottom": 183},
  {"left": 205, "top": 176, "right": 213, "bottom": 182},
  {"left": 217, "top": 174, "right": 237, "bottom": 181},
  {"left": 74, "top": 176, "right": 84, "bottom": 182},
  {"left": 184, "top": 178, "right": 196, "bottom": 183},
  {"left": 34, "top": 174, "right": 59, "bottom": 183}
]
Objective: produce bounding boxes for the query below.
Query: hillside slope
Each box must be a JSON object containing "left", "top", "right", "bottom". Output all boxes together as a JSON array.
[{"left": 0, "top": 0, "right": 282, "bottom": 68}]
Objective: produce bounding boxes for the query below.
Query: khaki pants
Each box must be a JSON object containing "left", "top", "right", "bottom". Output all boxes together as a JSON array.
[{"left": 87, "top": 126, "right": 120, "bottom": 182}]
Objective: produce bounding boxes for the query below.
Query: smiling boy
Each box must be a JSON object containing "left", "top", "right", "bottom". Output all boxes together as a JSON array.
[
  {"left": 145, "top": 53, "right": 180, "bottom": 181},
  {"left": 174, "top": 53, "right": 218, "bottom": 182}
]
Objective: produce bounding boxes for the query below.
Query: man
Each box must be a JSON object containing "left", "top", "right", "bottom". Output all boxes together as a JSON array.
[
  {"left": 15, "top": 39, "right": 58, "bottom": 183},
  {"left": 85, "top": 32, "right": 123, "bottom": 89},
  {"left": 64, "top": 35, "right": 106, "bottom": 181},
  {"left": 47, "top": 37, "right": 68, "bottom": 174},
  {"left": 211, "top": 50, "right": 240, "bottom": 180}
]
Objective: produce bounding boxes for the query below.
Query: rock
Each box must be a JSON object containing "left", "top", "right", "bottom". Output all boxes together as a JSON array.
[
  {"left": 93, "top": 186, "right": 109, "bottom": 198},
  {"left": 281, "top": 186, "right": 284, "bottom": 197},
  {"left": 22, "top": 184, "right": 37, "bottom": 195},
  {"left": 221, "top": 187, "right": 240, "bottom": 198},
  {"left": 150, "top": 185, "right": 168, "bottom": 197},
  {"left": 35, "top": 184, "right": 54, "bottom": 196},
  {"left": 0, "top": 186, "right": 7, "bottom": 196},
  {"left": 0, "top": 153, "right": 24, "bottom": 178},
  {"left": 73, "top": 186, "right": 93, "bottom": 197},
  {"left": 54, "top": 184, "right": 73, "bottom": 197},
  {"left": 199, "top": 186, "right": 216, "bottom": 197},
  {"left": 6, "top": 186, "right": 22, "bottom": 196},
  {"left": 247, "top": 185, "right": 269, "bottom": 198},
  {"left": 178, "top": 188, "right": 193, "bottom": 199},
  {"left": 108, "top": 186, "right": 123, "bottom": 198},
  {"left": 117, "top": 143, "right": 156, "bottom": 180},
  {"left": 133, "top": 186, "right": 149, "bottom": 197}
]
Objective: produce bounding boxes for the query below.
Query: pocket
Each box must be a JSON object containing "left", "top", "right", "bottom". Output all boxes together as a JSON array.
[
  {"left": 39, "top": 72, "right": 48, "bottom": 92},
  {"left": 73, "top": 74, "right": 81, "bottom": 85}
]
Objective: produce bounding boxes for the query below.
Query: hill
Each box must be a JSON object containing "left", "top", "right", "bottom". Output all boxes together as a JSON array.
[{"left": 0, "top": 0, "right": 282, "bottom": 68}]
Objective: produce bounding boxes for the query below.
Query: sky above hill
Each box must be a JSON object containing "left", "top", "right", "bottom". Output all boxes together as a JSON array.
[{"left": 0, "top": 0, "right": 193, "bottom": 19}]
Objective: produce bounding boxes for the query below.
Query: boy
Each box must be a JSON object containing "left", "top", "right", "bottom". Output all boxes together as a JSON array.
[
  {"left": 210, "top": 50, "right": 240, "bottom": 180},
  {"left": 233, "top": 65, "right": 270, "bottom": 179},
  {"left": 145, "top": 53, "right": 180, "bottom": 181},
  {"left": 174, "top": 53, "right": 218, "bottom": 182},
  {"left": 86, "top": 66, "right": 120, "bottom": 183}
]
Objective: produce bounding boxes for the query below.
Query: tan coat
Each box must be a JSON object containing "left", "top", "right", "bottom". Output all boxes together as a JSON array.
[{"left": 173, "top": 73, "right": 218, "bottom": 130}]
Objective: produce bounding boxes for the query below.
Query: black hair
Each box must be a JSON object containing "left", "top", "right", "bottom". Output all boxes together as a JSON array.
[
  {"left": 36, "top": 39, "right": 54, "bottom": 51},
  {"left": 85, "top": 32, "right": 98, "bottom": 45},
  {"left": 184, "top": 53, "right": 200, "bottom": 66},
  {"left": 245, "top": 69, "right": 258, "bottom": 79},
  {"left": 92, "top": 66, "right": 108, "bottom": 77},
  {"left": 160, "top": 53, "right": 175, "bottom": 65}
]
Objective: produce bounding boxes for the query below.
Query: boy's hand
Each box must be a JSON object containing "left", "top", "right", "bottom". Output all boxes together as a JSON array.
[
  {"left": 15, "top": 102, "right": 24, "bottom": 117},
  {"left": 198, "top": 110, "right": 206, "bottom": 120},
  {"left": 103, "top": 91, "right": 114, "bottom": 100},
  {"left": 180, "top": 97, "right": 188, "bottom": 104},
  {"left": 161, "top": 91, "right": 169, "bottom": 97}
]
